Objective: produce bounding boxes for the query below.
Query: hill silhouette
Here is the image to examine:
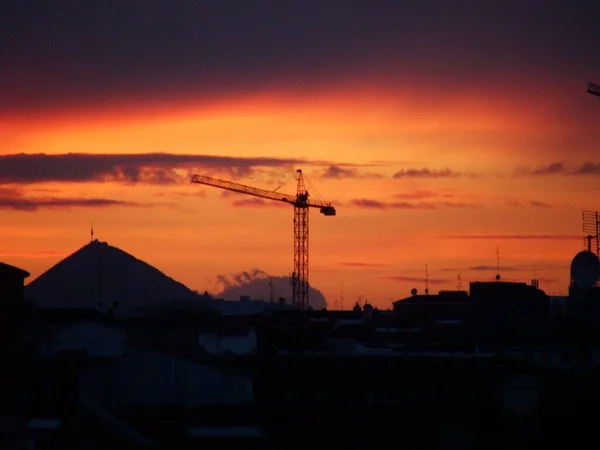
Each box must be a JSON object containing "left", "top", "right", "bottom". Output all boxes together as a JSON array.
[{"left": 26, "top": 240, "right": 202, "bottom": 310}]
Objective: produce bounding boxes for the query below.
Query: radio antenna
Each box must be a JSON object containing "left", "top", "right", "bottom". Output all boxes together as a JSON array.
[{"left": 495, "top": 246, "right": 501, "bottom": 281}]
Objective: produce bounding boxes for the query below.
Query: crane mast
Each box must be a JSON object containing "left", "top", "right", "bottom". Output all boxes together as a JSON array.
[
  {"left": 191, "top": 169, "right": 335, "bottom": 310},
  {"left": 293, "top": 170, "right": 309, "bottom": 310}
]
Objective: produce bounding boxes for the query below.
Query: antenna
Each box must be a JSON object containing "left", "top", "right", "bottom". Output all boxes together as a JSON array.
[
  {"left": 90, "top": 222, "right": 94, "bottom": 243},
  {"left": 96, "top": 238, "right": 103, "bottom": 312},
  {"left": 425, "top": 264, "right": 429, "bottom": 295},
  {"left": 583, "top": 211, "right": 600, "bottom": 258},
  {"left": 340, "top": 280, "right": 344, "bottom": 311},
  {"left": 495, "top": 246, "right": 501, "bottom": 281},
  {"left": 457, "top": 274, "right": 462, "bottom": 290}
]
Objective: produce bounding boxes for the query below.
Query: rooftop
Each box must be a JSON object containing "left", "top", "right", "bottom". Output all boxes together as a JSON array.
[{"left": 0, "top": 261, "right": 30, "bottom": 279}]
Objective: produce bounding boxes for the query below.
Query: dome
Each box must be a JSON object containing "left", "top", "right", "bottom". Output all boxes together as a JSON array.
[{"left": 570, "top": 250, "right": 600, "bottom": 288}]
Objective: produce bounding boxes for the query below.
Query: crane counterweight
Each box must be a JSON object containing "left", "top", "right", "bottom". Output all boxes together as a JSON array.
[
  {"left": 191, "top": 169, "right": 336, "bottom": 310},
  {"left": 320, "top": 206, "right": 336, "bottom": 216}
]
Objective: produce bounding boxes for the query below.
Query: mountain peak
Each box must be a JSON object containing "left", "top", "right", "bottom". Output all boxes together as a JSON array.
[{"left": 26, "top": 240, "right": 200, "bottom": 310}]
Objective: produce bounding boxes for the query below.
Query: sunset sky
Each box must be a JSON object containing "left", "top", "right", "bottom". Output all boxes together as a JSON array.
[{"left": 2, "top": 1, "right": 600, "bottom": 308}]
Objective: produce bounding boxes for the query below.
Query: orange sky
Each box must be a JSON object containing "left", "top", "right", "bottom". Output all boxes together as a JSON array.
[{"left": 1, "top": 79, "right": 599, "bottom": 308}]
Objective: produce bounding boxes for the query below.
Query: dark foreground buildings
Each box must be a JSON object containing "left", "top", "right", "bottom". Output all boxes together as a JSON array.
[
  {"left": 0, "top": 262, "right": 34, "bottom": 448},
  {"left": 4, "top": 248, "right": 600, "bottom": 449}
]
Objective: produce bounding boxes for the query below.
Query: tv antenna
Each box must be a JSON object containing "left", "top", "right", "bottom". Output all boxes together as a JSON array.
[
  {"left": 588, "top": 82, "right": 600, "bottom": 98},
  {"left": 425, "top": 264, "right": 429, "bottom": 295},
  {"left": 457, "top": 274, "right": 462, "bottom": 290},
  {"left": 495, "top": 246, "right": 501, "bottom": 281},
  {"left": 583, "top": 211, "right": 599, "bottom": 257},
  {"left": 268, "top": 277, "right": 274, "bottom": 304}
]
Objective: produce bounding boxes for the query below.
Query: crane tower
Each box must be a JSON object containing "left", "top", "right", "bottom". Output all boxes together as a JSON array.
[
  {"left": 191, "top": 170, "right": 336, "bottom": 310},
  {"left": 588, "top": 82, "right": 600, "bottom": 98}
]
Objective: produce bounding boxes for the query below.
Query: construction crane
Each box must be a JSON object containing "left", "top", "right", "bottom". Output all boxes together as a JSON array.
[
  {"left": 588, "top": 82, "right": 600, "bottom": 98},
  {"left": 191, "top": 170, "right": 336, "bottom": 310}
]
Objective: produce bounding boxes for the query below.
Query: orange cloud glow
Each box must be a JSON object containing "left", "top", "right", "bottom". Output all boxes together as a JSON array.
[{"left": 1, "top": 80, "right": 598, "bottom": 307}]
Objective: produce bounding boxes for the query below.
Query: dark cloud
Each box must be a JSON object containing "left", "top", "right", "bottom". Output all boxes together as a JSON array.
[
  {"left": 230, "top": 198, "right": 287, "bottom": 209},
  {"left": 2, "top": 1, "right": 599, "bottom": 113},
  {"left": 456, "top": 264, "right": 568, "bottom": 272},
  {"left": 0, "top": 153, "right": 341, "bottom": 185},
  {"left": 528, "top": 200, "right": 552, "bottom": 207},
  {"left": 350, "top": 198, "right": 477, "bottom": 210},
  {"left": 392, "top": 168, "right": 463, "bottom": 179},
  {"left": 469, "top": 265, "right": 516, "bottom": 272},
  {"left": 394, "top": 190, "right": 454, "bottom": 200},
  {"left": 442, "top": 234, "right": 581, "bottom": 240},
  {"left": 321, "top": 165, "right": 382, "bottom": 179},
  {"left": 574, "top": 163, "right": 600, "bottom": 175},
  {"left": 0, "top": 251, "right": 68, "bottom": 259},
  {"left": 505, "top": 199, "right": 553, "bottom": 208},
  {"left": 0, "top": 187, "right": 140, "bottom": 211},
  {"left": 519, "top": 162, "right": 566, "bottom": 175},
  {"left": 517, "top": 162, "right": 600, "bottom": 176},
  {"left": 351, "top": 199, "right": 435, "bottom": 210},
  {"left": 380, "top": 275, "right": 449, "bottom": 285}
]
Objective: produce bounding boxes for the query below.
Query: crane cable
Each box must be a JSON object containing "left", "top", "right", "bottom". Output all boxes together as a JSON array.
[{"left": 303, "top": 171, "right": 327, "bottom": 204}]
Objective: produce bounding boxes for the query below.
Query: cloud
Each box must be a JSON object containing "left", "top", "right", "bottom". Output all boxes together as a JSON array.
[
  {"left": 380, "top": 275, "right": 450, "bottom": 285},
  {"left": 452, "top": 263, "right": 569, "bottom": 272},
  {"left": 525, "top": 162, "right": 566, "bottom": 175},
  {"left": 215, "top": 268, "right": 269, "bottom": 290},
  {"left": 0, "top": 251, "right": 68, "bottom": 259},
  {"left": 505, "top": 199, "right": 553, "bottom": 208},
  {"left": 0, "top": 197, "right": 138, "bottom": 212},
  {"left": 0, "top": 153, "right": 320, "bottom": 185},
  {"left": 230, "top": 198, "right": 287, "bottom": 208},
  {"left": 350, "top": 198, "right": 477, "bottom": 210},
  {"left": 441, "top": 234, "right": 581, "bottom": 240},
  {"left": 340, "top": 262, "right": 386, "bottom": 267},
  {"left": 0, "top": 153, "right": 380, "bottom": 189},
  {"left": 574, "top": 163, "right": 600, "bottom": 175},
  {"left": 350, "top": 199, "right": 435, "bottom": 210},
  {"left": 321, "top": 165, "right": 382, "bottom": 179},
  {"left": 170, "top": 191, "right": 206, "bottom": 198},
  {"left": 3, "top": 1, "right": 596, "bottom": 116},
  {"left": 215, "top": 268, "right": 327, "bottom": 309},
  {"left": 0, "top": 187, "right": 141, "bottom": 211},
  {"left": 467, "top": 265, "right": 517, "bottom": 272},
  {"left": 527, "top": 200, "right": 552, "bottom": 207},
  {"left": 518, "top": 162, "right": 600, "bottom": 176},
  {"left": 29, "top": 188, "right": 62, "bottom": 193},
  {"left": 394, "top": 190, "right": 455, "bottom": 200},
  {"left": 392, "top": 168, "right": 463, "bottom": 179}
]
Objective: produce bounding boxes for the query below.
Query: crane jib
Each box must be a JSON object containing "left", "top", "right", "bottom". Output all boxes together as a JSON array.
[
  {"left": 292, "top": 202, "right": 336, "bottom": 215},
  {"left": 190, "top": 171, "right": 336, "bottom": 310}
]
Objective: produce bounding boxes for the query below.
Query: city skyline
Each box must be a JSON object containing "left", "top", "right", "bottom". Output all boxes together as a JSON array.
[{"left": 2, "top": 1, "right": 599, "bottom": 307}]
